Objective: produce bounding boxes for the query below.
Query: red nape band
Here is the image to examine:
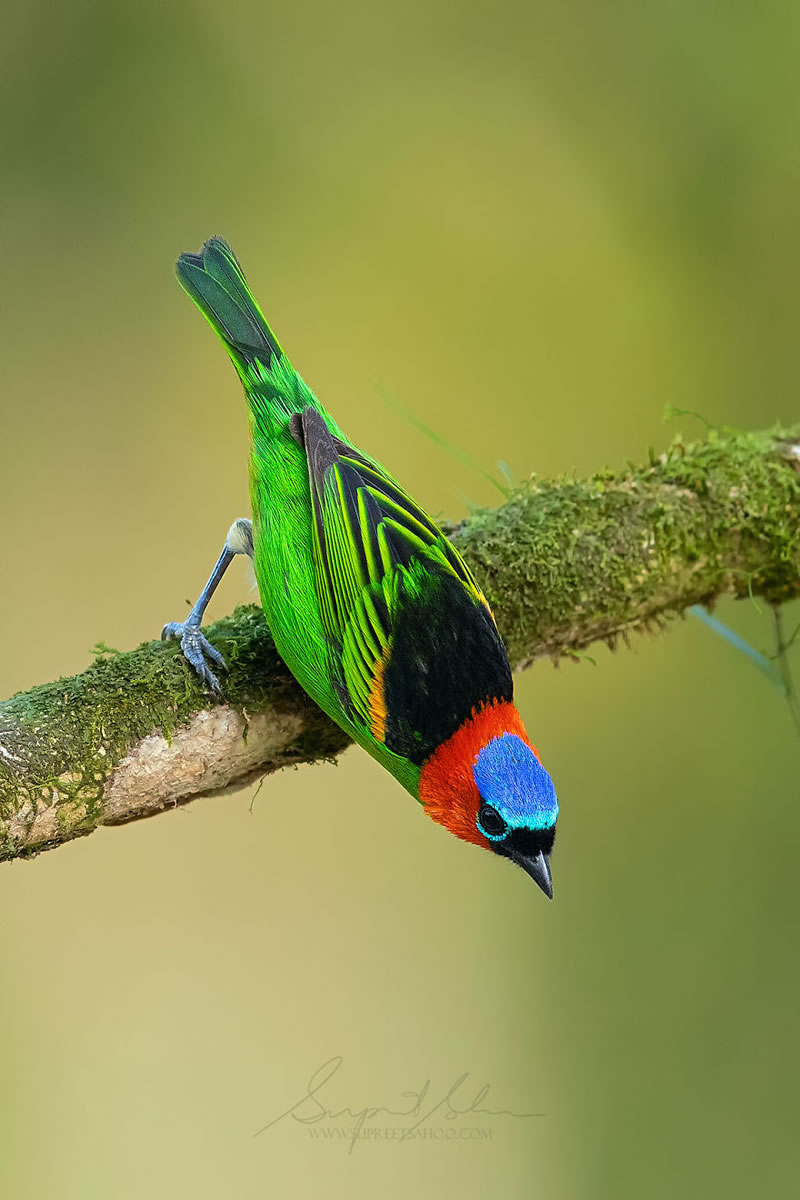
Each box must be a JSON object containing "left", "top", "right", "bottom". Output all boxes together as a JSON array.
[{"left": 418, "top": 701, "right": 540, "bottom": 848}]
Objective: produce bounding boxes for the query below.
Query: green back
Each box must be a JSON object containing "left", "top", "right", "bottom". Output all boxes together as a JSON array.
[{"left": 176, "top": 238, "right": 488, "bottom": 799}]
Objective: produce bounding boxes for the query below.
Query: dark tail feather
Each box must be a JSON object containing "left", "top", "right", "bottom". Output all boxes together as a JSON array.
[{"left": 175, "top": 237, "right": 283, "bottom": 371}]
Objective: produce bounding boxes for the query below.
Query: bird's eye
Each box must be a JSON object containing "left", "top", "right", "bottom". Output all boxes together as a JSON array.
[{"left": 477, "top": 804, "right": 508, "bottom": 841}]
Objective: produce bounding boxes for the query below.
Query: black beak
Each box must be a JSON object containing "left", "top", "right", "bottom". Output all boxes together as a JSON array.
[{"left": 512, "top": 850, "right": 553, "bottom": 900}]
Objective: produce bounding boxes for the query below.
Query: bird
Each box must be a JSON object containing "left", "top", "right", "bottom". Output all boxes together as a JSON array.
[{"left": 162, "top": 237, "right": 558, "bottom": 897}]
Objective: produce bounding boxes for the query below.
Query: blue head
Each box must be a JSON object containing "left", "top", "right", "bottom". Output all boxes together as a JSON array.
[{"left": 472, "top": 733, "right": 559, "bottom": 898}]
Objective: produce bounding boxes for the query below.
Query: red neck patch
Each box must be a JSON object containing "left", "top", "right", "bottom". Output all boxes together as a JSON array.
[{"left": 418, "top": 701, "right": 539, "bottom": 848}]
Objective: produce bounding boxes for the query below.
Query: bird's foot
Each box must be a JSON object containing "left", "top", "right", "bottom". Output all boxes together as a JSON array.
[{"left": 161, "top": 620, "right": 227, "bottom": 694}]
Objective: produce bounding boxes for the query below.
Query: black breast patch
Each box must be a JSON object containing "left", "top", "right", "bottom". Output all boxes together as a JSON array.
[{"left": 382, "top": 566, "right": 513, "bottom": 764}]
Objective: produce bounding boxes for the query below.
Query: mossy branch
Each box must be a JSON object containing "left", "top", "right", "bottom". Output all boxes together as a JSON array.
[{"left": 2, "top": 425, "right": 799, "bottom": 863}]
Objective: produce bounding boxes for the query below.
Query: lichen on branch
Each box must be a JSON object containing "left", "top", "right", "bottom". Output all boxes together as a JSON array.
[{"left": 1, "top": 424, "right": 798, "bottom": 863}]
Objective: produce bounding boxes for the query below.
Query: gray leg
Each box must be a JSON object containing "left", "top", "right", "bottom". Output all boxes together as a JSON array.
[{"left": 162, "top": 519, "right": 254, "bottom": 693}]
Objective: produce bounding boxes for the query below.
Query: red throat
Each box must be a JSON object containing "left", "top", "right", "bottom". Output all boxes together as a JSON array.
[{"left": 418, "top": 701, "right": 540, "bottom": 849}]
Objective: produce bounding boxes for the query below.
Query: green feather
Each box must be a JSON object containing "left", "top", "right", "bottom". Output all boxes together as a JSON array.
[
  {"left": 176, "top": 237, "right": 283, "bottom": 372},
  {"left": 174, "top": 238, "right": 492, "bottom": 800}
]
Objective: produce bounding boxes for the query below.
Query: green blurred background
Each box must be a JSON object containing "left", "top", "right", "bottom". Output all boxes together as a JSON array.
[{"left": 1, "top": 3, "right": 799, "bottom": 1197}]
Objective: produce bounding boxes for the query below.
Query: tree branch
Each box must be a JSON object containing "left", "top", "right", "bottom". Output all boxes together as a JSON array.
[{"left": 2, "top": 425, "right": 798, "bottom": 862}]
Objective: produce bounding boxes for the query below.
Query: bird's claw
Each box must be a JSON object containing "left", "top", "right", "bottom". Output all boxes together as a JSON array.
[{"left": 161, "top": 620, "right": 227, "bottom": 694}]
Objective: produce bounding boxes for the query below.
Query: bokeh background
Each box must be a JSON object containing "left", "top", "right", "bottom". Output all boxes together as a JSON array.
[{"left": 1, "top": 3, "right": 799, "bottom": 1197}]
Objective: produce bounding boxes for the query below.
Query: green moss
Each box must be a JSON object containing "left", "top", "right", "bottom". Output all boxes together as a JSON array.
[
  {"left": 0, "top": 603, "right": 347, "bottom": 857},
  {"left": 451, "top": 424, "right": 800, "bottom": 664}
]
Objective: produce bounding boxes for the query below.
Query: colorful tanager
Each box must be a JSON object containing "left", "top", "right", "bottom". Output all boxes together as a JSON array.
[{"left": 163, "top": 238, "right": 558, "bottom": 897}]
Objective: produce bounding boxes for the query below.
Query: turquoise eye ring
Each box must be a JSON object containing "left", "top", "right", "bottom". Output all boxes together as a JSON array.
[{"left": 477, "top": 804, "right": 508, "bottom": 841}]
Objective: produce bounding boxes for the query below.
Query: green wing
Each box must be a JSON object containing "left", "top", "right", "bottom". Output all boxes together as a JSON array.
[{"left": 294, "top": 407, "right": 489, "bottom": 742}]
